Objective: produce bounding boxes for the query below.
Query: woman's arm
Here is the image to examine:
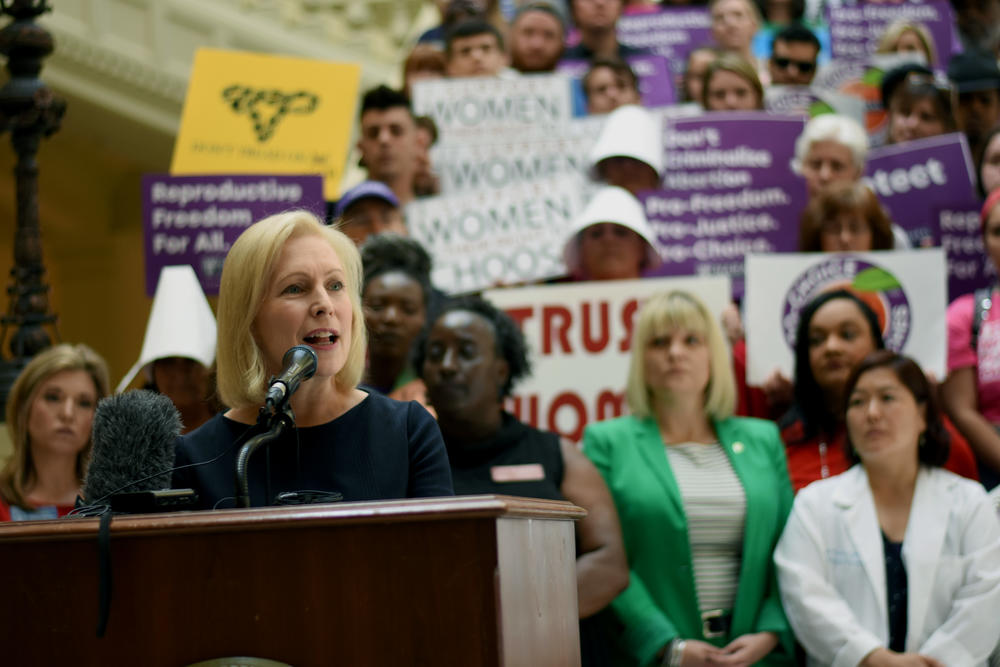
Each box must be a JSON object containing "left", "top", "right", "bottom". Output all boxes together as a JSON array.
[
  {"left": 941, "top": 367, "right": 1000, "bottom": 471},
  {"left": 559, "top": 440, "right": 629, "bottom": 618},
  {"left": 583, "top": 424, "right": 681, "bottom": 666},
  {"left": 745, "top": 427, "right": 797, "bottom": 661},
  {"left": 405, "top": 402, "right": 454, "bottom": 497}
]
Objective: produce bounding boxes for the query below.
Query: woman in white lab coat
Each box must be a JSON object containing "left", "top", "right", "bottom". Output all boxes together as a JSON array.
[{"left": 774, "top": 350, "right": 1000, "bottom": 667}]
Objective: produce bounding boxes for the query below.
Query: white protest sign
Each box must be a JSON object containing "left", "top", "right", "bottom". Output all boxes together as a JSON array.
[
  {"left": 429, "top": 116, "right": 603, "bottom": 193},
  {"left": 745, "top": 250, "right": 947, "bottom": 385},
  {"left": 485, "top": 275, "right": 731, "bottom": 442},
  {"left": 407, "top": 176, "right": 586, "bottom": 294},
  {"left": 411, "top": 74, "right": 573, "bottom": 141}
]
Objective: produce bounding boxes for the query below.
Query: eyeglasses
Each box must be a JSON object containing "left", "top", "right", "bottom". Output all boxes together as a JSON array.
[
  {"left": 772, "top": 57, "right": 816, "bottom": 74},
  {"left": 904, "top": 72, "right": 955, "bottom": 95}
]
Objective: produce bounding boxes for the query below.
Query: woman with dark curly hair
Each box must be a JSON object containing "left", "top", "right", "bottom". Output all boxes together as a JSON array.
[
  {"left": 361, "top": 234, "right": 438, "bottom": 397},
  {"left": 416, "top": 294, "right": 628, "bottom": 665},
  {"left": 775, "top": 351, "right": 1000, "bottom": 666}
]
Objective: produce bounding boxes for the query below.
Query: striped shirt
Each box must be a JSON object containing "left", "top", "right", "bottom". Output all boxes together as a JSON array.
[{"left": 666, "top": 442, "right": 746, "bottom": 614}]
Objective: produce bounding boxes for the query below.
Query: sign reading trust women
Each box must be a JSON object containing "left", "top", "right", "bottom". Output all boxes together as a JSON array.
[
  {"left": 170, "top": 48, "right": 360, "bottom": 200},
  {"left": 142, "top": 173, "right": 325, "bottom": 297},
  {"left": 744, "top": 250, "right": 947, "bottom": 385},
  {"left": 485, "top": 275, "right": 730, "bottom": 443}
]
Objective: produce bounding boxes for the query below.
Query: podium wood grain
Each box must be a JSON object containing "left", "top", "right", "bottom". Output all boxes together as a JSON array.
[{"left": 0, "top": 495, "right": 585, "bottom": 666}]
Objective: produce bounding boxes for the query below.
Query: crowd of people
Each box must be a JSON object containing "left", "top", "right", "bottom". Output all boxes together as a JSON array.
[{"left": 3, "top": 0, "right": 1000, "bottom": 664}]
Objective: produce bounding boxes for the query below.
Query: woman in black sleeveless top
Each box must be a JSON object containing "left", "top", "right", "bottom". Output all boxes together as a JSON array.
[{"left": 416, "top": 295, "right": 628, "bottom": 665}]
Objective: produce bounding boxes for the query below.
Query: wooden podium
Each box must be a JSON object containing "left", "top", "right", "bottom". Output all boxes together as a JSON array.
[{"left": 0, "top": 495, "right": 585, "bottom": 666}]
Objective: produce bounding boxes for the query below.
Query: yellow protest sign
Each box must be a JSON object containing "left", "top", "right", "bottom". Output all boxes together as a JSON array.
[{"left": 171, "top": 48, "right": 360, "bottom": 200}]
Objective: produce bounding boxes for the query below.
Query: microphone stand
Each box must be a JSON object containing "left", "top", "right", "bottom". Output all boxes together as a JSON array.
[{"left": 234, "top": 401, "right": 296, "bottom": 508}]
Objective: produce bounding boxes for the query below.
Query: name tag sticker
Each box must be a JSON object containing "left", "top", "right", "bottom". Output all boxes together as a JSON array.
[{"left": 490, "top": 463, "right": 545, "bottom": 483}]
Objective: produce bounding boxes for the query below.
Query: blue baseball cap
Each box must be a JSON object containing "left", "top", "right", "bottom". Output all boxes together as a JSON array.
[{"left": 333, "top": 180, "right": 400, "bottom": 219}]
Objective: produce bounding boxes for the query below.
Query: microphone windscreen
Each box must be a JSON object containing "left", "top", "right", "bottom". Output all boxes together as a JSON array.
[{"left": 83, "top": 389, "right": 183, "bottom": 504}]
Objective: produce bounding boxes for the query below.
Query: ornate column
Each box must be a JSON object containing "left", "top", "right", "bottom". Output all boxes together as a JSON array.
[{"left": 0, "top": 0, "right": 64, "bottom": 414}]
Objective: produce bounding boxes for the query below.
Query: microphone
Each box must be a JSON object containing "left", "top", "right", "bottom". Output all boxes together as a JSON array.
[
  {"left": 264, "top": 345, "right": 318, "bottom": 411},
  {"left": 82, "top": 389, "right": 186, "bottom": 509}
]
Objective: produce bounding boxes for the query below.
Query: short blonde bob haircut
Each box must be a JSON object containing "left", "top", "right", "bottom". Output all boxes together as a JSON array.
[
  {"left": 0, "top": 343, "right": 110, "bottom": 509},
  {"left": 625, "top": 290, "right": 735, "bottom": 421},
  {"left": 215, "top": 209, "right": 366, "bottom": 409},
  {"left": 876, "top": 21, "right": 937, "bottom": 67}
]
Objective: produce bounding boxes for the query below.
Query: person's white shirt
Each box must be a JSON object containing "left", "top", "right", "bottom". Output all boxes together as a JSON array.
[{"left": 774, "top": 465, "right": 1000, "bottom": 667}]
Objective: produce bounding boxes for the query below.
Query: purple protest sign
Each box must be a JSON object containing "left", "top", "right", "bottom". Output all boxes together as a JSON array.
[
  {"left": 864, "top": 133, "right": 978, "bottom": 248},
  {"left": 935, "top": 203, "right": 996, "bottom": 302},
  {"left": 641, "top": 184, "right": 806, "bottom": 299},
  {"left": 825, "top": 1, "right": 958, "bottom": 67},
  {"left": 142, "top": 174, "right": 325, "bottom": 296},
  {"left": 617, "top": 7, "right": 713, "bottom": 77},
  {"left": 558, "top": 53, "right": 676, "bottom": 108},
  {"left": 662, "top": 112, "right": 807, "bottom": 191}
]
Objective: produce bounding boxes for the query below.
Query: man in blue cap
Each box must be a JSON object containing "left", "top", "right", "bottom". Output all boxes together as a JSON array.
[
  {"left": 949, "top": 50, "right": 1000, "bottom": 163},
  {"left": 331, "top": 180, "right": 405, "bottom": 246}
]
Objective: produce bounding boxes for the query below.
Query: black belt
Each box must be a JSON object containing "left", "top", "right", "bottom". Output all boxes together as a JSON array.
[{"left": 701, "top": 609, "right": 732, "bottom": 639}]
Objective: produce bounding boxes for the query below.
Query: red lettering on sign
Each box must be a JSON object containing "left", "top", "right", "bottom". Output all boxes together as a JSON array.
[
  {"left": 596, "top": 390, "right": 626, "bottom": 420},
  {"left": 542, "top": 305, "right": 572, "bottom": 354},
  {"left": 505, "top": 306, "right": 534, "bottom": 332},
  {"left": 582, "top": 301, "right": 610, "bottom": 353},
  {"left": 619, "top": 299, "right": 639, "bottom": 352},
  {"left": 548, "top": 391, "right": 587, "bottom": 442}
]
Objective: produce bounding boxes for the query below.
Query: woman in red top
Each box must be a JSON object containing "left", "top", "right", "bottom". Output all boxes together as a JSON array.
[
  {"left": 779, "top": 290, "right": 978, "bottom": 492},
  {"left": 0, "top": 344, "right": 110, "bottom": 521}
]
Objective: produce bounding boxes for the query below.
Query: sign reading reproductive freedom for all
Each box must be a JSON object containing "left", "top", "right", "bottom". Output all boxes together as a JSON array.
[
  {"left": 934, "top": 203, "right": 997, "bottom": 302},
  {"left": 411, "top": 74, "right": 573, "bottom": 142},
  {"left": 170, "top": 48, "right": 360, "bottom": 200},
  {"left": 826, "top": 0, "right": 957, "bottom": 65},
  {"left": 485, "top": 275, "right": 731, "bottom": 443},
  {"left": 142, "top": 174, "right": 325, "bottom": 296},
  {"left": 864, "top": 133, "right": 978, "bottom": 247},
  {"left": 617, "top": 7, "right": 713, "bottom": 76},
  {"left": 744, "top": 250, "right": 947, "bottom": 385},
  {"left": 406, "top": 176, "right": 586, "bottom": 294},
  {"left": 559, "top": 54, "right": 677, "bottom": 108}
]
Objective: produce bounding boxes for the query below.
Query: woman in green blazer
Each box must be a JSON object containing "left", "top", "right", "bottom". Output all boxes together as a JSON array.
[{"left": 584, "top": 290, "right": 796, "bottom": 667}]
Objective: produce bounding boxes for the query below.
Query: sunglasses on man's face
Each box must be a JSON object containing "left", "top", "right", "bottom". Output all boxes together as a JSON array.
[{"left": 773, "top": 57, "right": 816, "bottom": 73}]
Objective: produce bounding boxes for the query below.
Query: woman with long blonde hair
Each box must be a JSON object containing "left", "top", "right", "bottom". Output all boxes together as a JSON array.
[{"left": 0, "top": 343, "right": 110, "bottom": 521}]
